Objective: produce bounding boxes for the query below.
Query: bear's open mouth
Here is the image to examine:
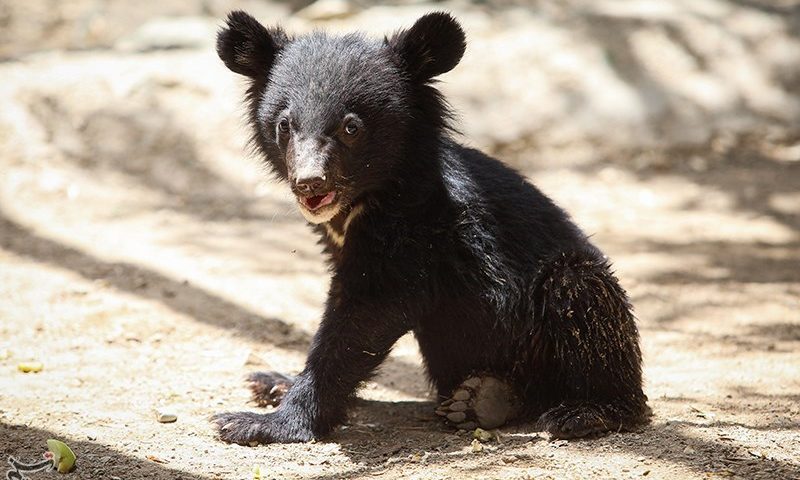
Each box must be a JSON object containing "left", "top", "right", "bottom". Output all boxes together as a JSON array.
[{"left": 300, "top": 191, "right": 336, "bottom": 211}]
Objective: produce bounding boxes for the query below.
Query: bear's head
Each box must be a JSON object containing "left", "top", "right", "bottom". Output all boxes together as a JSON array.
[{"left": 217, "top": 11, "right": 466, "bottom": 223}]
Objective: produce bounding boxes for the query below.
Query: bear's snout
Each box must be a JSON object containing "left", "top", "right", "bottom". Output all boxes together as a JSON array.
[
  {"left": 295, "top": 175, "right": 328, "bottom": 197},
  {"left": 288, "top": 137, "right": 337, "bottom": 196},
  {"left": 288, "top": 138, "right": 342, "bottom": 223}
]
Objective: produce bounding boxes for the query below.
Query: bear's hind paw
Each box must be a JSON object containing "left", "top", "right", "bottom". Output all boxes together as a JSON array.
[{"left": 436, "top": 375, "right": 520, "bottom": 430}]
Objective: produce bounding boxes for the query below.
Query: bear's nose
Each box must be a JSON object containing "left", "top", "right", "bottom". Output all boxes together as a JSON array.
[{"left": 296, "top": 176, "right": 326, "bottom": 195}]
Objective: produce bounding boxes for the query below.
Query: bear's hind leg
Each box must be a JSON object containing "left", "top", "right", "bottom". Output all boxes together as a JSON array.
[
  {"left": 527, "top": 249, "right": 650, "bottom": 439},
  {"left": 436, "top": 375, "right": 522, "bottom": 430},
  {"left": 537, "top": 400, "right": 652, "bottom": 439}
]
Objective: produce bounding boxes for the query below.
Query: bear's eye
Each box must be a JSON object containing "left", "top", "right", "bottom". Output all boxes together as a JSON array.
[
  {"left": 342, "top": 114, "right": 362, "bottom": 137},
  {"left": 277, "top": 118, "right": 290, "bottom": 134},
  {"left": 344, "top": 122, "right": 358, "bottom": 135}
]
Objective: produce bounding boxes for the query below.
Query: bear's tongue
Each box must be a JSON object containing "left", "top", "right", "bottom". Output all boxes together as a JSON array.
[{"left": 303, "top": 191, "right": 335, "bottom": 210}]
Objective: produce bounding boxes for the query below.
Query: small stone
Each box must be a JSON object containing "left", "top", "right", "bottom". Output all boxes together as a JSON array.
[
  {"left": 456, "top": 421, "right": 477, "bottom": 430},
  {"left": 470, "top": 439, "right": 483, "bottom": 453},
  {"left": 17, "top": 362, "right": 43, "bottom": 373},
  {"left": 473, "top": 428, "right": 493, "bottom": 442},
  {"left": 449, "top": 401, "right": 468, "bottom": 412},
  {"left": 245, "top": 353, "right": 266, "bottom": 366},
  {"left": 446, "top": 411, "right": 467, "bottom": 423},
  {"left": 748, "top": 450, "right": 764, "bottom": 458},
  {"left": 435, "top": 409, "right": 448, "bottom": 416},
  {"left": 452, "top": 390, "right": 470, "bottom": 401},
  {"left": 683, "top": 446, "right": 695, "bottom": 454},
  {"left": 155, "top": 409, "right": 177, "bottom": 423},
  {"left": 462, "top": 377, "right": 481, "bottom": 388}
]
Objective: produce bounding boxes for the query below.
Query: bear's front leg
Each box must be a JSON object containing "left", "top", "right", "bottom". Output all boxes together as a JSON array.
[{"left": 213, "top": 298, "right": 410, "bottom": 444}]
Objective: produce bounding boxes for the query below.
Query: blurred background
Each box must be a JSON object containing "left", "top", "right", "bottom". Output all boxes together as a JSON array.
[{"left": 1, "top": 1, "right": 798, "bottom": 479}]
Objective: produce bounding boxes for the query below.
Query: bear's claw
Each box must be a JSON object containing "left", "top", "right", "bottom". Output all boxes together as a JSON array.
[{"left": 247, "top": 371, "right": 295, "bottom": 407}]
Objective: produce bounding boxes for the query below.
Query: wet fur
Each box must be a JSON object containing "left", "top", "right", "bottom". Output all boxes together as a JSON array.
[{"left": 212, "top": 11, "right": 649, "bottom": 444}]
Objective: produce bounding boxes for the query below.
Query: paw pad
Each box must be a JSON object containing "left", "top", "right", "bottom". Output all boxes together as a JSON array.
[{"left": 435, "top": 376, "right": 520, "bottom": 430}]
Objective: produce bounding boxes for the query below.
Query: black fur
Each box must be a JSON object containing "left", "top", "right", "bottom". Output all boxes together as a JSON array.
[{"left": 213, "top": 11, "right": 650, "bottom": 445}]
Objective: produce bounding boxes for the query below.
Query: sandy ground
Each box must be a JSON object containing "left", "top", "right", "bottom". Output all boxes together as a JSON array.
[{"left": 1, "top": 1, "right": 799, "bottom": 479}]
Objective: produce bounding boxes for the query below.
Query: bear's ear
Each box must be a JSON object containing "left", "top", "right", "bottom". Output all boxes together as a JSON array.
[
  {"left": 216, "top": 11, "right": 288, "bottom": 78},
  {"left": 386, "top": 12, "right": 466, "bottom": 82}
]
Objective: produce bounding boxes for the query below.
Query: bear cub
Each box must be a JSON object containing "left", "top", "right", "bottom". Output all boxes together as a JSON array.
[{"left": 213, "top": 11, "right": 650, "bottom": 444}]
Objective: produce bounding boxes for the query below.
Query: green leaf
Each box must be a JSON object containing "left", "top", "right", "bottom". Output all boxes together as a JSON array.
[{"left": 47, "top": 439, "right": 76, "bottom": 474}]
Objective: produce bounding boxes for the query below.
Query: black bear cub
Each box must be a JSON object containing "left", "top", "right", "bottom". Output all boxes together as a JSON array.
[{"left": 213, "top": 11, "right": 650, "bottom": 445}]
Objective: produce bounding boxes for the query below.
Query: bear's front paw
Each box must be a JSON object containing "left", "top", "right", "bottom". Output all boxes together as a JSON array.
[
  {"left": 212, "top": 411, "right": 277, "bottom": 445},
  {"left": 212, "top": 410, "right": 315, "bottom": 445}
]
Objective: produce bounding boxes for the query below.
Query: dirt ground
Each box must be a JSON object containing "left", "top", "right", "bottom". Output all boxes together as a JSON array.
[{"left": 1, "top": 1, "right": 799, "bottom": 479}]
